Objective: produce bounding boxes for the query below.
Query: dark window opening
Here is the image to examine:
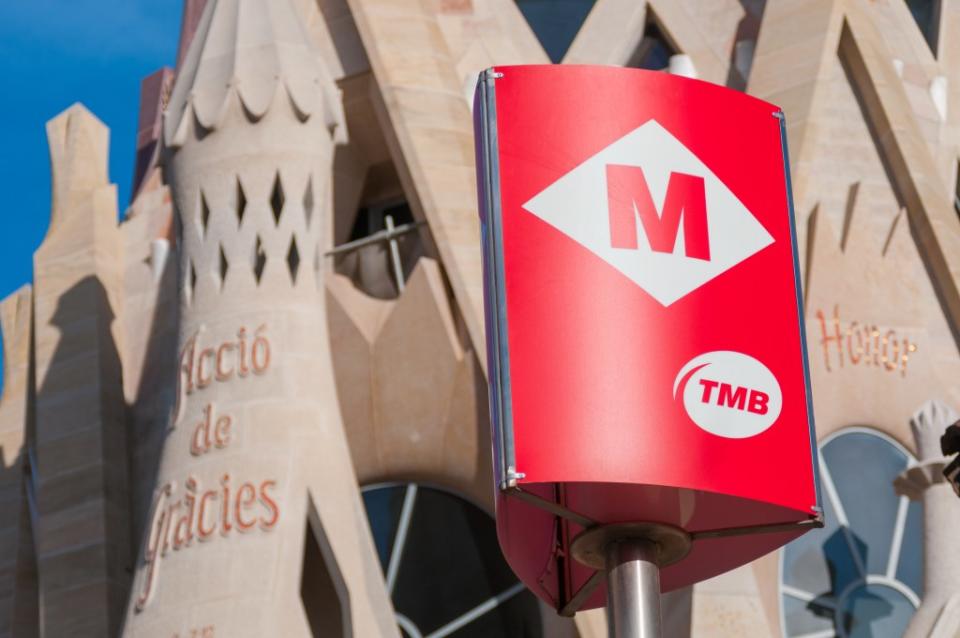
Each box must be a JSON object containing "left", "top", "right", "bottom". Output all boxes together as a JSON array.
[
  {"left": 906, "top": 0, "right": 941, "bottom": 56},
  {"left": 348, "top": 201, "right": 414, "bottom": 242},
  {"left": 336, "top": 200, "right": 425, "bottom": 299},
  {"left": 780, "top": 429, "right": 923, "bottom": 637},
  {"left": 627, "top": 18, "right": 676, "bottom": 70},
  {"left": 515, "top": 0, "right": 597, "bottom": 63},
  {"left": 300, "top": 507, "right": 350, "bottom": 638},
  {"left": 362, "top": 484, "right": 545, "bottom": 638}
]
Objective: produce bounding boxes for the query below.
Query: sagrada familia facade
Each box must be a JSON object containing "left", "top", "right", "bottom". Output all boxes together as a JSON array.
[{"left": 1, "top": 0, "right": 959, "bottom": 636}]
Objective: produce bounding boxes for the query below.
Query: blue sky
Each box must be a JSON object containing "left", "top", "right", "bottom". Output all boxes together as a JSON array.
[{"left": 0, "top": 1, "right": 183, "bottom": 388}]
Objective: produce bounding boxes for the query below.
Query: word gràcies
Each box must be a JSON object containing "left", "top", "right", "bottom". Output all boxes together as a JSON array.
[{"left": 135, "top": 474, "right": 279, "bottom": 610}]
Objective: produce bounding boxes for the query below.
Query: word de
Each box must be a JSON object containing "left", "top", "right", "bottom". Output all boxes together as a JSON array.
[{"left": 190, "top": 403, "right": 232, "bottom": 456}]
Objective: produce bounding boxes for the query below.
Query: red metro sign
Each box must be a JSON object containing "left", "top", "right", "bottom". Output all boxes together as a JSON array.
[{"left": 474, "top": 65, "right": 821, "bottom": 614}]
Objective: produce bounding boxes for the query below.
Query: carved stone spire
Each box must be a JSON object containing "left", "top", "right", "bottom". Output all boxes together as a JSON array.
[
  {"left": 123, "top": 1, "right": 395, "bottom": 636},
  {"left": 45, "top": 104, "right": 113, "bottom": 235},
  {"left": 163, "top": 0, "right": 344, "bottom": 148},
  {"left": 33, "top": 104, "right": 130, "bottom": 637}
]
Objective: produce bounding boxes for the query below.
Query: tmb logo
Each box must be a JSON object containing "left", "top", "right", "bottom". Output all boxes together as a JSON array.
[
  {"left": 522, "top": 119, "right": 774, "bottom": 306},
  {"left": 673, "top": 351, "right": 782, "bottom": 439}
]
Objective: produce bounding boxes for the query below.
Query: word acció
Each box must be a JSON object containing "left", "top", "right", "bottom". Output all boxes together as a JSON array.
[
  {"left": 174, "top": 325, "right": 271, "bottom": 422},
  {"left": 814, "top": 305, "right": 917, "bottom": 377},
  {"left": 135, "top": 474, "right": 279, "bottom": 611}
]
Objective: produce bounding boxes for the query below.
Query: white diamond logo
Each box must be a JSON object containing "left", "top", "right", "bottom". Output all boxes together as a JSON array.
[{"left": 521, "top": 119, "right": 774, "bottom": 306}]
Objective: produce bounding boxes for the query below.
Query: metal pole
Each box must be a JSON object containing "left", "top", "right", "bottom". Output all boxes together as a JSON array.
[
  {"left": 384, "top": 214, "right": 406, "bottom": 293},
  {"left": 605, "top": 538, "right": 662, "bottom": 638}
]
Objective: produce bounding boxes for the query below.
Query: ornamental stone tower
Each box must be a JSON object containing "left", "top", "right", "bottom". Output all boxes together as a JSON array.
[{"left": 122, "top": 1, "right": 397, "bottom": 636}]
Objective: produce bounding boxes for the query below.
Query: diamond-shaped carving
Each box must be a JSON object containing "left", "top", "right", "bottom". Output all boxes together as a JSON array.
[
  {"left": 219, "top": 244, "right": 229, "bottom": 289},
  {"left": 270, "top": 173, "right": 285, "bottom": 226},
  {"left": 200, "top": 191, "right": 210, "bottom": 236},
  {"left": 236, "top": 178, "right": 247, "bottom": 227},
  {"left": 253, "top": 236, "right": 266, "bottom": 284},
  {"left": 303, "top": 177, "right": 314, "bottom": 228},
  {"left": 189, "top": 260, "right": 197, "bottom": 300},
  {"left": 287, "top": 237, "right": 300, "bottom": 283}
]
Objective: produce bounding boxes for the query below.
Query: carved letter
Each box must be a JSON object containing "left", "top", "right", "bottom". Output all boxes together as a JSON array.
[
  {"left": 235, "top": 483, "right": 258, "bottom": 531},
  {"left": 220, "top": 474, "right": 232, "bottom": 536},
  {"left": 174, "top": 334, "right": 198, "bottom": 423},
  {"left": 197, "top": 490, "right": 219, "bottom": 541},
  {"left": 237, "top": 327, "right": 249, "bottom": 377},
  {"left": 215, "top": 342, "right": 235, "bottom": 381},
  {"left": 259, "top": 480, "right": 280, "bottom": 529},
  {"left": 214, "top": 414, "right": 231, "bottom": 448},
  {"left": 136, "top": 483, "right": 172, "bottom": 611},
  {"left": 196, "top": 348, "right": 215, "bottom": 389},
  {"left": 191, "top": 404, "right": 214, "bottom": 456},
  {"left": 252, "top": 325, "right": 270, "bottom": 374}
]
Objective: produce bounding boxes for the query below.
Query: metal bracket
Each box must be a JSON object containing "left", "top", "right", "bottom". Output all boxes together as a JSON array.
[
  {"left": 503, "top": 485, "right": 595, "bottom": 529},
  {"left": 689, "top": 512, "right": 824, "bottom": 541},
  {"left": 559, "top": 570, "right": 604, "bottom": 617},
  {"left": 570, "top": 523, "right": 693, "bottom": 571},
  {"left": 324, "top": 220, "right": 427, "bottom": 257}
]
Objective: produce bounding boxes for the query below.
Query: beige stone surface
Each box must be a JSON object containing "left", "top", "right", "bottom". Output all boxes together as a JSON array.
[
  {"left": 348, "top": 0, "right": 488, "bottom": 372},
  {"left": 0, "top": 287, "right": 31, "bottom": 469},
  {"left": 119, "top": 191, "right": 179, "bottom": 539},
  {"left": 748, "top": 0, "right": 844, "bottom": 267},
  {"left": 692, "top": 564, "right": 774, "bottom": 638},
  {"left": 327, "top": 259, "right": 493, "bottom": 508},
  {"left": 0, "top": 286, "right": 36, "bottom": 638},
  {"left": 804, "top": 201, "right": 960, "bottom": 448},
  {"left": 30, "top": 103, "right": 131, "bottom": 637},
  {"left": 839, "top": 9, "right": 960, "bottom": 341}
]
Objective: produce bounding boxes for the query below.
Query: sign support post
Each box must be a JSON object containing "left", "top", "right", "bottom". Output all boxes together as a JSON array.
[
  {"left": 605, "top": 538, "right": 662, "bottom": 638},
  {"left": 570, "top": 523, "right": 691, "bottom": 638}
]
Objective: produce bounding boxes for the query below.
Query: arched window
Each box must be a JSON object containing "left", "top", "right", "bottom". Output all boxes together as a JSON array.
[
  {"left": 780, "top": 428, "right": 923, "bottom": 637},
  {"left": 362, "top": 483, "right": 543, "bottom": 638}
]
